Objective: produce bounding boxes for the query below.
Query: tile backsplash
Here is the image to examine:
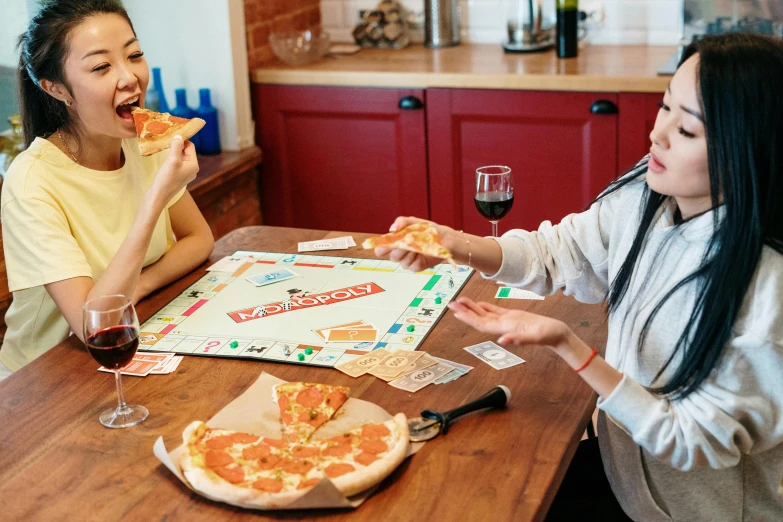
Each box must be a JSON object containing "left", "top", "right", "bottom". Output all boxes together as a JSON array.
[{"left": 321, "top": 0, "right": 681, "bottom": 46}]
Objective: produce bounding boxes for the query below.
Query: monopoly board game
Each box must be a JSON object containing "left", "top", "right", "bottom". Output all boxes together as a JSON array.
[{"left": 138, "top": 251, "right": 474, "bottom": 368}]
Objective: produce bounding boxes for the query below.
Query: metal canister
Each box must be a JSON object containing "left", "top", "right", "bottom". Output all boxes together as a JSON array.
[{"left": 424, "top": 0, "right": 460, "bottom": 47}]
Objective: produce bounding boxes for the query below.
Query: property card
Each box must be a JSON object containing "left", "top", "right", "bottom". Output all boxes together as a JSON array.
[
  {"left": 388, "top": 363, "right": 454, "bottom": 392},
  {"left": 495, "top": 287, "right": 545, "bottom": 300},
  {"left": 368, "top": 351, "right": 424, "bottom": 379},
  {"left": 314, "top": 321, "right": 366, "bottom": 340},
  {"left": 464, "top": 341, "right": 525, "bottom": 370},
  {"left": 151, "top": 355, "right": 183, "bottom": 375},
  {"left": 335, "top": 349, "right": 391, "bottom": 378},
  {"left": 298, "top": 236, "right": 355, "bottom": 252},
  {"left": 245, "top": 268, "right": 299, "bottom": 287},
  {"left": 98, "top": 352, "right": 173, "bottom": 376}
]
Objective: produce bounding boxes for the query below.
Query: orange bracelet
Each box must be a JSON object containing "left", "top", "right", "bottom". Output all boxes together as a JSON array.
[{"left": 574, "top": 347, "right": 598, "bottom": 373}]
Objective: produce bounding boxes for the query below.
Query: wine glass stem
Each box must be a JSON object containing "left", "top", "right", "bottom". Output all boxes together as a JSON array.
[
  {"left": 114, "top": 369, "right": 128, "bottom": 413},
  {"left": 491, "top": 221, "right": 499, "bottom": 238}
]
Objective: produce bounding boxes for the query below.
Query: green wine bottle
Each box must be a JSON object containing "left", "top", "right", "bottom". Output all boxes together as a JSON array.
[{"left": 556, "top": 0, "right": 578, "bottom": 58}]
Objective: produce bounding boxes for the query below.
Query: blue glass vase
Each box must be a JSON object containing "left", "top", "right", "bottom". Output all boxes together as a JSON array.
[
  {"left": 151, "top": 67, "right": 170, "bottom": 113},
  {"left": 171, "top": 88, "right": 200, "bottom": 149},
  {"left": 195, "top": 88, "right": 221, "bottom": 155}
]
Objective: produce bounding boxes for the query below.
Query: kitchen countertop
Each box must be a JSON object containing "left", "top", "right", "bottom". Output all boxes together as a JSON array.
[{"left": 250, "top": 43, "right": 675, "bottom": 93}]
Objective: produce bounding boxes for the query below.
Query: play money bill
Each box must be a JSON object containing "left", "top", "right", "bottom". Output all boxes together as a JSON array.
[
  {"left": 377, "top": 353, "right": 437, "bottom": 382},
  {"left": 334, "top": 348, "right": 390, "bottom": 378},
  {"left": 389, "top": 363, "right": 454, "bottom": 392},
  {"left": 465, "top": 341, "right": 525, "bottom": 370},
  {"left": 368, "top": 351, "right": 424, "bottom": 379}
]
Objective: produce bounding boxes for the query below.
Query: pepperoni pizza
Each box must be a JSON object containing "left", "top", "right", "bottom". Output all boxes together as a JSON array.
[
  {"left": 131, "top": 107, "right": 205, "bottom": 156},
  {"left": 179, "top": 383, "right": 410, "bottom": 509},
  {"left": 363, "top": 222, "right": 455, "bottom": 264}
]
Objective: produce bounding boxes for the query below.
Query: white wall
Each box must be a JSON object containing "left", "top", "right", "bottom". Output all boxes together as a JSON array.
[
  {"left": 322, "top": 0, "right": 682, "bottom": 46},
  {"left": 124, "top": 0, "right": 254, "bottom": 151},
  {"left": 0, "top": 1, "right": 31, "bottom": 67}
]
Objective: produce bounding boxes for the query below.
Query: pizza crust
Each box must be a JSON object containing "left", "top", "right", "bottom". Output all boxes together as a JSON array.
[{"left": 330, "top": 413, "right": 410, "bottom": 497}]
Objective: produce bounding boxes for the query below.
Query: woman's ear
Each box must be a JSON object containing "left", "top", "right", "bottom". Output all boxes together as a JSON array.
[{"left": 39, "top": 79, "right": 73, "bottom": 106}]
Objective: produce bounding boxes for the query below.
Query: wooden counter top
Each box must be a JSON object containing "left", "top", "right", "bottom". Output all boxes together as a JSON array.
[{"left": 251, "top": 44, "right": 674, "bottom": 93}]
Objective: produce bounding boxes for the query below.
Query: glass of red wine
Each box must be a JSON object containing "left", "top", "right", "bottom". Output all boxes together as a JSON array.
[
  {"left": 83, "top": 294, "right": 148, "bottom": 428},
  {"left": 475, "top": 165, "right": 514, "bottom": 237}
]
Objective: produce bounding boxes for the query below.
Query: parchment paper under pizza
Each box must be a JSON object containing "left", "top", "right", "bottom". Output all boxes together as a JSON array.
[{"left": 153, "top": 372, "right": 420, "bottom": 510}]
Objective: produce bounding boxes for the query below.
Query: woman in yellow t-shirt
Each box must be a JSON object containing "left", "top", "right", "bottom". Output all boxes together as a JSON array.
[{"left": 0, "top": 0, "right": 215, "bottom": 378}]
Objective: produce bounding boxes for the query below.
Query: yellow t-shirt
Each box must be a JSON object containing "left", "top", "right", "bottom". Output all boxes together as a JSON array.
[{"left": 0, "top": 137, "right": 184, "bottom": 371}]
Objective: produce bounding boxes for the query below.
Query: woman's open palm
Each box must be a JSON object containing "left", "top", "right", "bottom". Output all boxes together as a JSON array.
[{"left": 448, "top": 297, "right": 571, "bottom": 349}]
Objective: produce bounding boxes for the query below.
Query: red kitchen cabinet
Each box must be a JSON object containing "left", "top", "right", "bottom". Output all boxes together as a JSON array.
[
  {"left": 618, "top": 92, "right": 663, "bottom": 174},
  {"left": 426, "top": 89, "right": 619, "bottom": 235},
  {"left": 253, "top": 85, "right": 429, "bottom": 233}
]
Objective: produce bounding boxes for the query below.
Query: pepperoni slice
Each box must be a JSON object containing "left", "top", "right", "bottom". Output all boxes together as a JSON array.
[
  {"left": 205, "top": 450, "right": 234, "bottom": 468},
  {"left": 355, "top": 452, "right": 379, "bottom": 466},
  {"left": 297, "top": 478, "right": 320, "bottom": 490},
  {"left": 169, "top": 115, "right": 189, "bottom": 124},
  {"left": 231, "top": 432, "right": 259, "bottom": 444},
  {"left": 205, "top": 435, "right": 235, "bottom": 450},
  {"left": 278, "top": 394, "right": 289, "bottom": 412},
  {"left": 281, "top": 412, "right": 293, "bottom": 425},
  {"left": 325, "top": 463, "right": 355, "bottom": 478},
  {"left": 292, "top": 446, "right": 319, "bottom": 459},
  {"left": 147, "top": 121, "right": 172, "bottom": 135},
  {"left": 135, "top": 112, "right": 150, "bottom": 123},
  {"left": 212, "top": 465, "right": 244, "bottom": 484},
  {"left": 252, "top": 478, "right": 283, "bottom": 493},
  {"left": 298, "top": 410, "right": 327, "bottom": 428},
  {"left": 327, "top": 433, "right": 355, "bottom": 444},
  {"left": 323, "top": 443, "right": 352, "bottom": 457},
  {"left": 134, "top": 119, "right": 145, "bottom": 136},
  {"left": 359, "top": 439, "right": 388, "bottom": 454},
  {"left": 242, "top": 443, "right": 271, "bottom": 460},
  {"left": 325, "top": 389, "right": 347, "bottom": 410},
  {"left": 296, "top": 386, "right": 324, "bottom": 408},
  {"left": 263, "top": 438, "right": 285, "bottom": 448},
  {"left": 281, "top": 458, "right": 315, "bottom": 475},
  {"left": 361, "top": 423, "right": 391, "bottom": 439},
  {"left": 257, "top": 454, "right": 280, "bottom": 470}
]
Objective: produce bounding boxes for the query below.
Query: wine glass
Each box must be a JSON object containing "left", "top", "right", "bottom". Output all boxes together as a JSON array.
[
  {"left": 475, "top": 165, "right": 514, "bottom": 237},
  {"left": 83, "top": 294, "right": 148, "bottom": 428}
]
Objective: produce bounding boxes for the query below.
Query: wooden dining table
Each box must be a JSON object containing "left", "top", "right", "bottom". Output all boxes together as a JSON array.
[{"left": 0, "top": 226, "right": 607, "bottom": 521}]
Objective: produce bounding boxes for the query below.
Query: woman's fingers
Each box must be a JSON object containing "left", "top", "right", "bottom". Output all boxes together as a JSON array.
[
  {"left": 477, "top": 301, "right": 511, "bottom": 315},
  {"left": 374, "top": 246, "right": 391, "bottom": 257},
  {"left": 389, "top": 216, "right": 428, "bottom": 232}
]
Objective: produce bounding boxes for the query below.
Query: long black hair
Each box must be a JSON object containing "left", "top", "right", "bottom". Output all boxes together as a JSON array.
[
  {"left": 17, "top": 0, "right": 135, "bottom": 147},
  {"left": 597, "top": 33, "right": 783, "bottom": 399}
]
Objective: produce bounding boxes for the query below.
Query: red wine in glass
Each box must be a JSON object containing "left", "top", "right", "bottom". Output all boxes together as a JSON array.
[
  {"left": 474, "top": 191, "right": 514, "bottom": 221},
  {"left": 83, "top": 294, "right": 148, "bottom": 428},
  {"left": 475, "top": 166, "right": 514, "bottom": 237},
  {"left": 86, "top": 325, "right": 139, "bottom": 369}
]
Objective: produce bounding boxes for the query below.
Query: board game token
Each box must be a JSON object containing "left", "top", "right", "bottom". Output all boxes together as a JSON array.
[
  {"left": 229, "top": 341, "right": 239, "bottom": 348},
  {"left": 435, "top": 297, "right": 442, "bottom": 304},
  {"left": 304, "top": 347, "right": 314, "bottom": 355},
  {"left": 406, "top": 325, "right": 415, "bottom": 332},
  {"left": 297, "top": 353, "right": 305, "bottom": 361}
]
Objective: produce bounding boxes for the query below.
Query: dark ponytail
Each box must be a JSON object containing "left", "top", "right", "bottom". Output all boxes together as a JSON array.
[{"left": 17, "top": 0, "right": 134, "bottom": 147}]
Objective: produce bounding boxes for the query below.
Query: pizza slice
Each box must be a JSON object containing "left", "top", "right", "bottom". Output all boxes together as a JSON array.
[
  {"left": 131, "top": 106, "right": 205, "bottom": 156},
  {"left": 273, "top": 382, "right": 350, "bottom": 444},
  {"left": 362, "top": 222, "right": 454, "bottom": 264}
]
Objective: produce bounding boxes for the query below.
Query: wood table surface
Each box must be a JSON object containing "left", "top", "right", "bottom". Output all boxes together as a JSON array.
[{"left": 0, "top": 226, "right": 607, "bottom": 522}]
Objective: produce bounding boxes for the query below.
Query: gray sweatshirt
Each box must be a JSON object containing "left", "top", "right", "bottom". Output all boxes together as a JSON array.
[{"left": 486, "top": 173, "right": 783, "bottom": 521}]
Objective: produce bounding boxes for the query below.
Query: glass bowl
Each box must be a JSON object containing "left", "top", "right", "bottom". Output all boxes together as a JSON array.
[{"left": 269, "top": 30, "right": 330, "bottom": 66}]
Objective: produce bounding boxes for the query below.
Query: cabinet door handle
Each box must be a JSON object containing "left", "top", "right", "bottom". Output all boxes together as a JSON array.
[
  {"left": 590, "top": 99, "right": 618, "bottom": 115},
  {"left": 399, "top": 96, "right": 424, "bottom": 110}
]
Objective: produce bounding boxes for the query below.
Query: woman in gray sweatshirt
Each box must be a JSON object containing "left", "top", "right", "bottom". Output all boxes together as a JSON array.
[{"left": 373, "top": 33, "right": 783, "bottom": 521}]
